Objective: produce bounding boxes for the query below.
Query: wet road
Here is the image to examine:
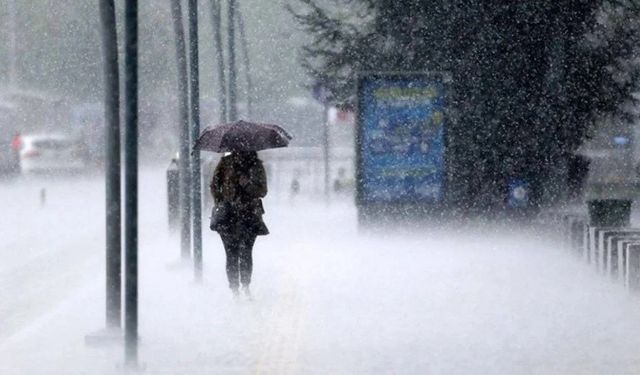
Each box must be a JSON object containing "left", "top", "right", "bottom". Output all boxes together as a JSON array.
[{"left": 3, "top": 168, "right": 640, "bottom": 374}]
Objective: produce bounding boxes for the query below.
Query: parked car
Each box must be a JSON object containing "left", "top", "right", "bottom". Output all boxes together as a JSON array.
[{"left": 19, "top": 134, "right": 85, "bottom": 174}]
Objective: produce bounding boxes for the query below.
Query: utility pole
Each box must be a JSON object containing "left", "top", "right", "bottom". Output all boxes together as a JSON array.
[
  {"left": 227, "top": 0, "right": 238, "bottom": 121},
  {"left": 209, "top": 0, "right": 228, "bottom": 122},
  {"left": 123, "top": 0, "right": 139, "bottom": 366},
  {"left": 189, "top": 0, "right": 203, "bottom": 282},
  {"left": 98, "top": 0, "right": 122, "bottom": 330},
  {"left": 313, "top": 83, "right": 332, "bottom": 203},
  {"left": 7, "top": 0, "right": 17, "bottom": 86},
  {"left": 171, "top": 0, "right": 192, "bottom": 260},
  {"left": 323, "top": 104, "right": 330, "bottom": 203},
  {"left": 236, "top": 5, "right": 253, "bottom": 118}
]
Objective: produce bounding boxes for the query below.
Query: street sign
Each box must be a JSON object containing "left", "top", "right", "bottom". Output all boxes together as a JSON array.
[
  {"left": 312, "top": 81, "right": 333, "bottom": 105},
  {"left": 328, "top": 106, "right": 355, "bottom": 126},
  {"left": 507, "top": 179, "right": 530, "bottom": 208}
]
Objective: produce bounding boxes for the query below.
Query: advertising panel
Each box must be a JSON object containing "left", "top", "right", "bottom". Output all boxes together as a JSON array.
[{"left": 357, "top": 73, "right": 448, "bottom": 205}]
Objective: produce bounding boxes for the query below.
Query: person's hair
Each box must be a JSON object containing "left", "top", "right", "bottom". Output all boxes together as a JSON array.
[
  {"left": 232, "top": 151, "right": 258, "bottom": 167},
  {"left": 234, "top": 151, "right": 257, "bottom": 159}
]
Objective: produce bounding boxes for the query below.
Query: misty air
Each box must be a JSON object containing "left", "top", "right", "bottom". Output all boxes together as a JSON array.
[{"left": 3, "top": 1, "right": 640, "bottom": 374}]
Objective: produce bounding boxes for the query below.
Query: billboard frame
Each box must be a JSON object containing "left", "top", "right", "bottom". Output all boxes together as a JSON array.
[{"left": 355, "top": 71, "right": 453, "bottom": 222}]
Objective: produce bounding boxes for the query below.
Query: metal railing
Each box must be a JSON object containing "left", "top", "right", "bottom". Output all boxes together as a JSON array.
[{"left": 538, "top": 210, "right": 640, "bottom": 292}]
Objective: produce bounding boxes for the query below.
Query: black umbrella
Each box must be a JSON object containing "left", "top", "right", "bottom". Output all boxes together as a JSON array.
[{"left": 193, "top": 120, "right": 293, "bottom": 153}]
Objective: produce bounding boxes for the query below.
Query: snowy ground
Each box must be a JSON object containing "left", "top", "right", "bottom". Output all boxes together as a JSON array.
[{"left": 3, "top": 167, "right": 640, "bottom": 374}]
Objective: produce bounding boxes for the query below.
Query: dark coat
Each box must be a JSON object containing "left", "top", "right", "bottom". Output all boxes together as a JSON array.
[{"left": 210, "top": 153, "right": 268, "bottom": 236}]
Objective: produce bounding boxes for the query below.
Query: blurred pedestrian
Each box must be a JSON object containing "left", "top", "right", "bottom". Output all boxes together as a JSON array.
[
  {"left": 210, "top": 151, "right": 268, "bottom": 299},
  {"left": 10, "top": 132, "right": 21, "bottom": 174},
  {"left": 333, "top": 167, "right": 347, "bottom": 193},
  {"left": 290, "top": 169, "right": 301, "bottom": 203}
]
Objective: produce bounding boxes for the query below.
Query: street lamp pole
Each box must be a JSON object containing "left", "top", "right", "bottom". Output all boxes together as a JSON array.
[
  {"left": 188, "top": 0, "right": 203, "bottom": 281},
  {"left": 8, "top": 0, "right": 17, "bottom": 86},
  {"left": 323, "top": 104, "right": 330, "bottom": 203},
  {"left": 98, "top": 0, "right": 122, "bottom": 330},
  {"left": 123, "top": 0, "right": 139, "bottom": 366},
  {"left": 236, "top": 5, "right": 253, "bottom": 118},
  {"left": 209, "top": 0, "right": 228, "bottom": 122},
  {"left": 170, "top": 0, "right": 192, "bottom": 260},
  {"left": 227, "top": 0, "right": 237, "bottom": 121}
]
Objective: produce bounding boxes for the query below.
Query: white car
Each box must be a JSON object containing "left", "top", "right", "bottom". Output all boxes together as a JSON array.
[{"left": 19, "top": 134, "right": 85, "bottom": 174}]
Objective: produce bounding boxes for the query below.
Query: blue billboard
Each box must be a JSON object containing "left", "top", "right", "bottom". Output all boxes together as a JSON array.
[{"left": 357, "top": 74, "right": 447, "bottom": 204}]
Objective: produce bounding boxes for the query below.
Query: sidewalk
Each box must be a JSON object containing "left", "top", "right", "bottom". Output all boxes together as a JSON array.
[{"left": 4, "top": 174, "right": 640, "bottom": 374}]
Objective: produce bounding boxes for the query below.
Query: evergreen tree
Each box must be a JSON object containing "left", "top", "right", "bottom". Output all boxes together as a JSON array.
[{"left": 290, "top": 0, "right": 640, "bottom": 210}]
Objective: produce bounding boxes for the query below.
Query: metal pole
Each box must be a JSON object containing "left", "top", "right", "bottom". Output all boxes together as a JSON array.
[
  {"left": 189, "top": 0, "right": 203, "bottom": 282},
  {"left": 236, "top": 5, "right": 253, "bottom": 118},
  {"left": 209, "top": 0, "right": 228, "bottom": 122},
  {"left": 123, "top": 0, "right": 139, "bottom": 366},
  {"left": 227, "top": 0, "right": 237, "bottom": 121},
  {"left": 171, "top": 0, "right": 192, "bottom": 260},
  {"left": 98, "top": 0, "right": 122, "bottom": 330},
  {"left": 7, "top": 0, "right": 17, "bottom": 85},
  {"left": 323, "top": 104, "right": 330, "bottom": 202}
]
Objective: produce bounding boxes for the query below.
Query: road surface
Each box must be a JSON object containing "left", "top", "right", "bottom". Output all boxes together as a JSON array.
[{"left": 2, "top": 167, "right": 640, "bottom": 374}]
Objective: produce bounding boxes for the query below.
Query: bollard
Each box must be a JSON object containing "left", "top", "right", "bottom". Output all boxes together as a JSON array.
[
  {"left": 569, "top": 218, "right": 587, "bottom": 254},
  {"left": 166, "top": 158, "right": 179, "bottom": 231},
  {"left": 596, "top": 228, "right": 616, "bottom": 272},
  {"left": 588, "top": 226, "right": 601, "bottom": 267},
  {"left": 618, "top": 239, "right": 640, "bottom": 283},
  {"left": 582, "top": 222, "right": 590, "bottom": 262},
  {"left": 40, "top": 188, "right": 46, "bottom": 207},
  {"left": 606, "top": 233, "right": 640, "bottom": 278},
  {"left": 597, "top": 229, "right": 640, "bottom": 274},
  {"left": 561, "top": 214, "right": 571, "bottom": 251},
  {"left": 599, "top": 228, "right": 619, "bottom": 271},
  {"left": 593, "top": 227, "right": 611, "bottom": 271},
  {"left": 563, "top": 215, "right": 585, "bottom": 253},
  {"left": 625, "top": 243, "right": 640, "bottom": 291}
]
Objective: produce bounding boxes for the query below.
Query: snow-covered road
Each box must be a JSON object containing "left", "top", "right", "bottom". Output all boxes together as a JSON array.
[{"left": 2, "top": 167, "right": 640, "bottom": 374}]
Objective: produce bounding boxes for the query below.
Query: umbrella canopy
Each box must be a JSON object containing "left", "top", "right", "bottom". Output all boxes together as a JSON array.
[{"left": 193, "top": 120, "right": 292, "bottom": 153}]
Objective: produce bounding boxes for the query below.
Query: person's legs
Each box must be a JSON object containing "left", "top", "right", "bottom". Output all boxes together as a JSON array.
[
  {"left": 220, "top": 233, "right": 240, "bottom": 292},
  {"left": 239, "top": 235, "right": 257, "bottom": 289}
]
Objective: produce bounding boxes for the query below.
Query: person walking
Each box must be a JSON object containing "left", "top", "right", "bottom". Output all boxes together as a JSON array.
[
  {"left": 194, "top": 120, "right": 291, "bottom": 298},
  {"left": 210, "top": 151, "right": 268, "bottom": 298},
  {"left": 10, "top": 132, "right": 21, "bottom": 174}
]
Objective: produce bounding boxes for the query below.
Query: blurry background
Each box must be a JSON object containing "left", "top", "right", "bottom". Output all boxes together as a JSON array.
[
  {"left": 5, "top": 2, "right": 640, "bottom": 374},
  {"left": 0, "top": 0, "right": 332, "bottom": 156},
  {"left": 0, "top": 0, "right": 359, "bottom": 201}
]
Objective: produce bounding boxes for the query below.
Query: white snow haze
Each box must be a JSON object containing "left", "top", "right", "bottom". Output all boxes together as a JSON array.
[
  {"left": 4, "top": 0, "right": 640, "bottom": 374},
  {"left": 2, "top": 169, "right": 640, "bottom": 374}
]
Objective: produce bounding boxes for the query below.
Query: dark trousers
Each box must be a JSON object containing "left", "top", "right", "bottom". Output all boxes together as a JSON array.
[{"left": 220, "top": 233, "right": 257, "bottom": 290}]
